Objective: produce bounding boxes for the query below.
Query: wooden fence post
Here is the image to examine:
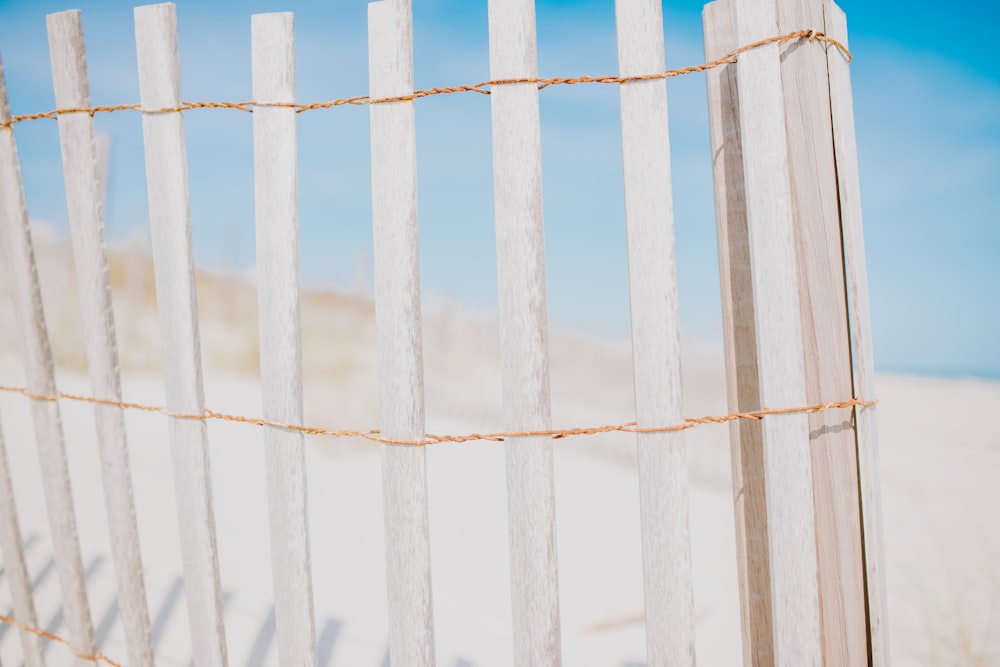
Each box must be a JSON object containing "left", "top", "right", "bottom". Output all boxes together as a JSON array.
[
  {"left": 774, "top": 1, "right": 868, "bottom": 663},
  {"left": 728, "top": 0, "right": 824, "bottom": 663},
  {"left": 702, "top": 3, "right": 773, "bottom": 664},
  {"left": 825, "top": 3, "right": 890, "bottom": 663},
  {"left": 251, "top": 12, "right": 319, "bottom": 667},
  {"left": 134, "top": 5, "right": 229, "bottom": 666},
  {"left": 707, "top": 0, "right": 884, "bottom": 664},
  {"left": 368, "top": 1, "right": 437, "bottom": 664},
  {"left": 486, "top": 0, "right": 563, "bottom": 662},
  {"left": 0, "top": 45, "right": 97, "bottom": 667},
  {"left": 0, "top": 417, "right": 45, "bottom": 667},
  {"left": 47, "top": 11, "right": 156, "bottom": 666},
  {"left": 614, "top": 0, "right": 696, "bottom": 664}
]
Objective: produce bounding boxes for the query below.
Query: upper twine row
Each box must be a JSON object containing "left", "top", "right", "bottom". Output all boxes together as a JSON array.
[
  {"left": 0, "top": 383, "right": 876, "bottom": 447},
  {"left": 0, "top": 29, "right": 850, "bottom": 129}
]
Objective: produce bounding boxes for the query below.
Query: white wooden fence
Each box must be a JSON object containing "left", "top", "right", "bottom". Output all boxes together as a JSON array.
[{"left": 0, "top": 0, "right": 886, "bottom": 665}]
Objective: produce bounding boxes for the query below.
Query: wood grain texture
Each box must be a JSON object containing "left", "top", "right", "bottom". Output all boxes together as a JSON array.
[
  {"left": 251, "top": 13, "right": 318, "bottom": 667},
  {"left": 47, "top": 11, "right": 156, "bottom": 667},
  {"left": 614, "top": 1, "right": 695, "bottom": 664},
  {"left": 702, "top": 3, "right": 772, "bottom": 664},
  {"left": 774, "top": 1, "right": 868, "bottom": 663},
  {"left": 134, "top": 5, "right": 228, "bottom": 667},
  {"left": 825, "top": 4, "right": 890, "bottom": 664},
  {"left": 487, "top": 0, "right": 562, "bottom": 663},
  {"left": 0, "top": 418, "right": 45, "bottom": 667},
  {"left": 0, "top": 49, "right": 96, "bottom": 667},
  {"left": 729, "top": 0, "right": 822, "bottom": 663},
  {"left": 367, "top": 2, "right": 436, "bottom": 665}
]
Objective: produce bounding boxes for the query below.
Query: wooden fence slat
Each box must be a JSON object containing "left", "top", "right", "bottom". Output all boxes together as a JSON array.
[
  {"left": 614, "top": 1, "right": 695, "bottom": 664},
  {"left": 486, "top": 0, "right": 562, "bottom": 663},
  {"left": 46, "top": 11, "right": 156, "bottom": 667},
  {"left": 133, "top": 5, "right": 228, "bottom": 666},
  {"left": 729, "top": 0, "right": 822, "bottom": 664},
  {"left": 367, "top": 2, "right": 436, "bottom": 664},
  {"left": 824, "top": 4, "right": 890, "bottom": 663},
  {"left": 250, "top": 13, "right": 318, "bottom": 667},
  {"left": 702, "top": 3, "right": 772, "bottom": 664},
  {"left": 0, "top": 418, "right": 46, "bottom": 667},
  {"left": 773, "top": 1, "right": 868, "bottom": 663},
  {"left": 0, "top": 49, "right": 96, "bottom": 667}
]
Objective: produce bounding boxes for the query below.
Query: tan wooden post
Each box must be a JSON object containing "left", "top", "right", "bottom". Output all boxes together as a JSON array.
[{"left": 704, "top": 0, "right": 885, "bottom": 664}]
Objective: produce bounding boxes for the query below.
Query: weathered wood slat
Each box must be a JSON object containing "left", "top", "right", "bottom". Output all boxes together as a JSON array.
[
  {"left": 47, "top": 11, "right": 156, "bottom": 667},
  {"left": 614, "top": 1, "right": 694, "bottom": 664},
  {"left": 133, "top": 5, "right": 228, "bottom": 666},
  {"left": 729, "top": 0, "right": 822, "bottom": 663},
  {"left": 0, "top": 418, "right": 45, "bottom": 667},
  {"left": 702, "top": 3, "right": 773, "bottom": 664},
  {"left": 0, "top": 48, "right": 96, "bottom": 667},
  {"left": 251, "top": 13, "right": 318, "bottom": 667},
  {"left": 367, "top": 2, "right": 436, "bottom": 664},
  {"left": 773, "top": 1, "right": 868, "bottom": 663},
  {"left": 486, "top": 0, "right": 562, "bottom": 663},
  {"left": 824, "top": 3, "right": 890, "bottom": 664}
]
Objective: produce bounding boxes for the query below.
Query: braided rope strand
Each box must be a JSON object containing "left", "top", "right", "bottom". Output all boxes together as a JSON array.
[
  {"left": 0, "top": 383, "right": 875, "bottom": 447},
  {"left": 0, "top": 30, "right": 850, "bottom": 129}
]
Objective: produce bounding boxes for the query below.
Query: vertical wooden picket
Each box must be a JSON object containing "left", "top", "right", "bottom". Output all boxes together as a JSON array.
[
  {"left": 0, "top": 49, "right": 97, "bottom": 667},
  {"left": 728, "top": 0, "right": 822, "bottom": 664},
  {"left": 0, "top": 418, "right": 45, "bottom": 667},
  {"left": 251, "top": 13, "right": 318, "bottom": 667},
  {"left": 773, "top": 1, "right": 868, "bottom": 663},
  {"left": 367, "top": 1, "right": 436, "bottom": 664},
  {"left": 825, "top": 3, "right": 890, "bottom": 663},
  {"left": 134, "top": 5, "right": 229, "bottom": 667},
  {"left": 702, "top": 2, "right": 773, "bottom": 664},
  {"left": 614, "top": 1, "right": 695, "bottom": 664},
  {"left": 46, "top": 11, "right": 156, "bottom": 667},
  {"left": 486, "top": 0, "right": 562, "bottom": 663}
]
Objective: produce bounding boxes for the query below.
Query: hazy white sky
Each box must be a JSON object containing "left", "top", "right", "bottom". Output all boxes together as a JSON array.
[{"left": 0, "top": 0, "right": 997, "bottom": 378}]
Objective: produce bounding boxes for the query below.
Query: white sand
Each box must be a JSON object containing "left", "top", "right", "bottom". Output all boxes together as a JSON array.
[{"left": 1, "top": 238, "right": 997, "bottom": 666}]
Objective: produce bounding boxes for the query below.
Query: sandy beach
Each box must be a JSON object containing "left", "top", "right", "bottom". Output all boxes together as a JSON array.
[{"left": 1, "top": 236, "right": 998, "bottom": 666}]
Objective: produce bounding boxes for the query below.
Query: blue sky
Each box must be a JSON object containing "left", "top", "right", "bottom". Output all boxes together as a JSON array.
[{"left": 0, "top": 0, "right": 997, "bottom": 378}]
